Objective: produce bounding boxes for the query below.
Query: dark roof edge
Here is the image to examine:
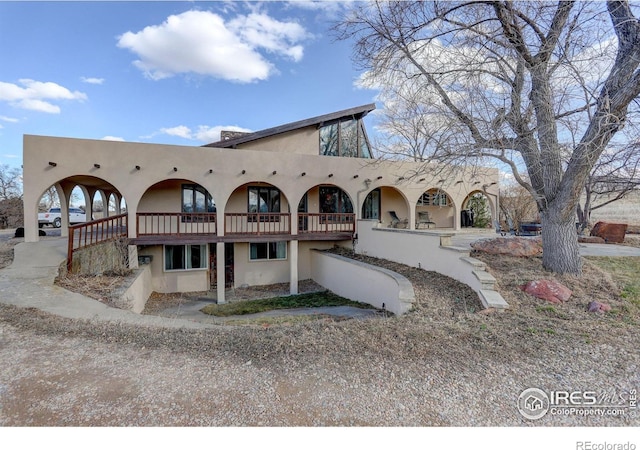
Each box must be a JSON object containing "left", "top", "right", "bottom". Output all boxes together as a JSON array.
[{"left": 203, "top": 103, "right": 376, "bottom": 148}]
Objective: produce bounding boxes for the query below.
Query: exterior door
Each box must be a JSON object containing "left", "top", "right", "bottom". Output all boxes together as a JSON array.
[{"left": 209, "top": 243, "right": 234, "bottom": 289}]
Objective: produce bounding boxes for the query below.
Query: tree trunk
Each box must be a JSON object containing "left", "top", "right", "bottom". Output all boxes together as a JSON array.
[{"left": 541, "top": 210, "right": 582, "bottom": 274}]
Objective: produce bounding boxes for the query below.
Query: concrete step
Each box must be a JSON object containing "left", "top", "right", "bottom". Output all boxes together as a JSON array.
[
  {"left": 473, "top": 269, "right": 496, "bottom": 290},
  {"left": 478, "top": 289, "right": 509, "bottom": 310},
  {"left": 460, "top": 256, "right": 486, "bottom": 270}
]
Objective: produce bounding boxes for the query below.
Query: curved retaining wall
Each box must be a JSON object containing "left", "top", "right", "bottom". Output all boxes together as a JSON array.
[
  {"left": 355, "top": 220, "right": 508, "bottom": 310},
  {"left": 310, "top": 250, "right": 415, "bottom": 315}
]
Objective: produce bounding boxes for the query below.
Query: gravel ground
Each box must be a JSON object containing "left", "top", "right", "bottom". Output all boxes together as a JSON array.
[{"left": 0, "top": 239, "right": 639, "bottom": 427}]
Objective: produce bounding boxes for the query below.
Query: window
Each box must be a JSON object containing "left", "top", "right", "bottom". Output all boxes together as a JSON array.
[
  {"left": 362, "top": 188, "right": 381, "bottom": 220},
  {"left": 320, "top": 186, "right": 353, "bottom": 214},
  {"left": 248, "top": 186, "right": 281, "bottom": 213},
  {"left": 418, "top": 191, "right": 449, "bottom": 206},
  {"left": 182, "top": 184, "right": 215, "bottom": 213},
  {"left": 319, "top": 118, "right": 372, "bottom": 158},
  {"left": 250, "top": 242, "right": 287, "bottom": 261},
  {"left": 165, "top": 244, "right": 207, "bottom": 271}
]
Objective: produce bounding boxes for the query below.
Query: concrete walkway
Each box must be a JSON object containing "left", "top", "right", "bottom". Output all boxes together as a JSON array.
[
  {"left": 451, "top": 231, "right": 640, "bottom": 256},
  {"left": 0, "top": 237, "right": 378, "bottom": 328}
]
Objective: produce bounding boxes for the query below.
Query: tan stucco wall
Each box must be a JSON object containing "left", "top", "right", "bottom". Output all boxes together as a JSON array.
[
  {"left": 233, "top": 127, "right": 319, "bottom": 156},
  {"left": 310, "top": 249, "right": 414, "bottom": 315},
  {"left": 137, "top": 245, "right": 208, "bottom": 293},
  {"left": 23, "top": 135, "right": 499, "bottom": 243}
]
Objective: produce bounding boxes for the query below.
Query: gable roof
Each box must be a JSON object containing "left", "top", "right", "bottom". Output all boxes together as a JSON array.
[{"left": 204, "top": 103, "right": 376, "bottom": 148}]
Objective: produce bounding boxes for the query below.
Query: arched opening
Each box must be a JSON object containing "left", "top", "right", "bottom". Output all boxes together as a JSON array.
[
  {"left": 416, "top": 188, "right": 455, "bottom": 229},
  {"left": 363, "top": 186, "right": 409, "bottom": 228},
  {"left": 462, "top": 191, "right": 494, "bottom": 229},
  {"left": 137, "top": 179, "right": 217, "bottom": 236},
  {"left": 298, "top": 184, "right": 355, "bottom": 234},
  {"left": 36, "top": 176, "right": 124, "bottom": 232}
]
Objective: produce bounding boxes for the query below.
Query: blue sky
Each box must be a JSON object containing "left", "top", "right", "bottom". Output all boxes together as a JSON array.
[{"left": 0, "top": 1, "right": 378, "bottom": 170}]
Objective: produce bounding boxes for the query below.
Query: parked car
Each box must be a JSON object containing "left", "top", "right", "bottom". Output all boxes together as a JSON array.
[{"left": 38, "top": 207, "right": 88, "bottom": 228}]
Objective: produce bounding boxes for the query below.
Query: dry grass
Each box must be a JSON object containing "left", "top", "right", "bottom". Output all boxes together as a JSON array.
[
  {"left": 0, "top": 238, "right": 19, "bottom": 270},
  {"left": 56, "top": 271, "right": 136, "bottom": 308}
]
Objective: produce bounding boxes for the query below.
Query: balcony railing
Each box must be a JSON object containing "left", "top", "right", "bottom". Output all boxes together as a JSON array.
[
  {"left": 133, "top": 212, "right": 354, "bottom": 239},
  {"left": 298, "top": 213, "right": 356, "bottom": 234},
  {"left": 67, "top": 213, "right": 128, "bottom": 272},
  {"left": 137, "top": 212, "right": 217, "bottom": 236},
  {"left": 225, "top": 213, "right": 291, "bottom": 235}
]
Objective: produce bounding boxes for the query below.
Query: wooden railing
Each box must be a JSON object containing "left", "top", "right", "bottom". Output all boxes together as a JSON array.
[
  {"left": 225, "top": 213, "right": 291, "bottom": 235},
  {"left": 137, "top": 212, "right": 217, "bottom": 236},
  {"left": 67, "top": 213, "right": 128, "bottom": 271},
  {"left": 298, "top": 213, "right": 356, "bottom": 234}
]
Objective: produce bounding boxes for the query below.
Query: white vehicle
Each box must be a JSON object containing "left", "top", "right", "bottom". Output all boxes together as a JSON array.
[{"left": 38, "top": 207, "right": 88, "bottom": 228}]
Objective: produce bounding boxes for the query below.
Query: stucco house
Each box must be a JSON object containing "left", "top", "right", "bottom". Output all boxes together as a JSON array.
[{"left": 22, "top": 104, "right": 499, "bottom": 304}]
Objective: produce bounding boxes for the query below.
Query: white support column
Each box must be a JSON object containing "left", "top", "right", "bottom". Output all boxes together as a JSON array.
[
  {"left": 216, "top": 241, "right": 226, "bottom": 304},
  {"left": 289, "top": 239, "right": 299, "bottom": 295}
]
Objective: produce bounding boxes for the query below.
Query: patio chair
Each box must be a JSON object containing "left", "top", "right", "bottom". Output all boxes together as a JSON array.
[
  {"left": 388, "top": 211, "right": 408, "bottom": 228},
  {"left": 416, "top": 211, "right": 436, "bottom": 229}
]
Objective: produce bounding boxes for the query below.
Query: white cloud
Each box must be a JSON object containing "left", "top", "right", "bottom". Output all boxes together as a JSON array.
[
  {"left": 0, "top": 79, "right": 87, "bottom": 114},
  {"left": 228, "top": 13, "right": 307, "bottom": 61},
  {"left": 155, "top": 124, "right": 252, "bottom": 142},
  {"left": 81, "top": 77, "right": 105, "bottom": 85},
  {"left": 117, "top": 9, "right": 309, "bottom": 83},
  {"left": 0, "top": 115, "right": 19, "bottom": 123},
  {"left": 101, "top": 136, "right": 125, "bottom": 142},
  {"left": 2, "top": 154, "right": 18, "bottom": 159},
  {"left": 160, "top": 125, "right": 193, "bottom": 139}
]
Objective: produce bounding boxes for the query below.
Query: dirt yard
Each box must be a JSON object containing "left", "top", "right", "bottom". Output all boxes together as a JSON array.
[{"left": 1, "top": 236, "right": 639, "bottom": 427}]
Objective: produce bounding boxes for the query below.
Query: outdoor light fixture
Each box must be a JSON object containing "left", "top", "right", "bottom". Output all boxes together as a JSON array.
[
  {"left": 173, "top": 167, "right": 178, "bottom": 172},
  {"left": 48, "top": 161, "right": 57, "bottom": 167},
  {"left": 272, "top": 170, "right": 277, "bottom": 175},
  {"left": 377, "top": 176, "right": 383, "bottom": 180},
  {"left": 135, "top": 165, "right": 141, "bottom": 171},
  {"left": 94, "top": 164, "right": 101, "bottom": 169},
  {"left": 209, "top": 169, "right": 213, "bottom": 174},
  {"left": 241, "top": 170, "right": 246, "bottom": 174},
  {"left": 301, "top": 172, "right": 306, "bottom": 177},
  {"left": 353, "top": 174, "right": 359, "bottom": 179},
  {"left": 328, "top": 173, "right": 333, "bottom": 178}
]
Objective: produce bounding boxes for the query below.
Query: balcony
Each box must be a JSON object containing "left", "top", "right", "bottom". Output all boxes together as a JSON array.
[
  {"left": 298, "top": 213, "right": 356, "bottom": 239},
  {"left": 132, "top": 212, "right": 355, "bottom": 244},
  {"left": 225, "top": 213, "right": 291, "bottom": 237}
]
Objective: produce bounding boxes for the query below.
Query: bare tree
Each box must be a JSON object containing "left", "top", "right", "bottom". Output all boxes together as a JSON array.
[
  {"left": 576, "top": 141, "right": 640, "bottom": 232},
  {"left": 0, "top": 165, "right": 23, "bottom": 229},
  {"left": 499, "top": 182, "right": 540, "bottom": 231},
  {"left": 336, "top": 1, "right": 640, "bottom": 274},
  {"left": 0, "top": 164, "right": 21, "bottom": 201}
]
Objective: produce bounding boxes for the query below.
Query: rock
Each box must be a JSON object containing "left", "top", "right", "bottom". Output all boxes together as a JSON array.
[
  {"left": 520, "top": 279, "right": 572, "bottom": 304},
  {"left": 587, "top": 301, "right": 611, "bottom": 313},
  {"left": 578, "top": 236, "right": 605, "bottom": 244},
  {"left": 471, "top": 236, "right": 542, "bottom": 257},
  {"left": 590, "top": 222, "right": 627, "bottom": 244}
]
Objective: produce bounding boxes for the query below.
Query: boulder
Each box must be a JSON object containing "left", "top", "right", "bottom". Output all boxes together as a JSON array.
[
  {"left": 471, "top": 236, "right": 542, "bottom": 257},
  {"left": 578, "top": 236, "right": 606, "bottom": 244},
  {"left": 520, "top": 279, "right": 572, "bottom": 304},
  {"left": 590, "top": 222, "right": 627, "bottom": 244},
  {"left": 587, "top": 301, "right": 612, "bottom": 313}
]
